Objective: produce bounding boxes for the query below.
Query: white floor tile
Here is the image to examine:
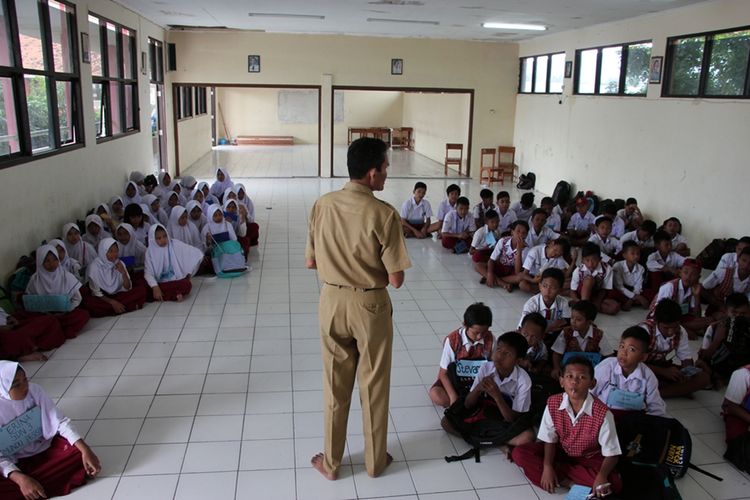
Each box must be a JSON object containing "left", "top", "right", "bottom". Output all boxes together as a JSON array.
[
  {"left": 295, "top": 466, "right": 357, "bottom": 500},
  {"left": 86, "top": 418, "right": 143, "bottom": 446},
  {"left": 174, "top": 471, "right": 237, "bottom": 500},
  {"left": 182, "top": 441, "right": 240, "bottom": 472},
  {"left": 243, "top": 413, "right": 294, "bottom": 440},
  {"left": 124, "top": 443, "right": 188, "bottom": 475},
  {"left": 190, "top": 414, "right": 244, "bottom": 441},
  {"left": 352, "top": 462, "right": 417, "bottom": 497},
  {"left": 113, "top": 473, "right": 179, "bottom": 500},
  {"left": 148, "top": 394, "right": 201, "bottom": 417},
  {"left": 237, "top": 469, "right": 296, "bottom": 500},
  {"left": 239, "top": 438, "right": 295, "bottom": 470},
  {"left": 99, "top": 395, "right": 153, "bottom": 419},
  {"left": 137, "top": 416, "right": 194, "bottom": 444}
]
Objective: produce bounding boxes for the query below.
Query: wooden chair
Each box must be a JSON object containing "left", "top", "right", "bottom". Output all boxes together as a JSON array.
[
  {"left": 498, "top": 146, "right": 518, "bottom": 182},
  {"left": 479, "top": 148, "right": 502, "bottom": 185},
  {"left": 444, "top": 143, "right": 463, "bottom": 175}
]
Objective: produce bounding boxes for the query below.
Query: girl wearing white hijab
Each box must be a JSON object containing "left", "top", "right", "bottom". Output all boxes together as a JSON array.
[
  {"left": 168, "top": 206, "right": 202, "bottom": 250},
  {"left": 236, "top": 183, "right": 260, "bottom": 247},
  {"left": 209, "top": 167, "right": 233, "bottom": 201},
  {"left": 121, "top": 204, "right": 150, "bottom": 245},
  {"left": 115, "top": 223, "right": 147, "bottom": 268},
  {"left": 61, "top": 223, "right": 96, "bottom": 268},
  {"left": 109, "top": 196, "right": 125, "bottom": 221},
  {"left": 25, "top": 245, "right": 89, "bottom": 338},
  {"left": 153, "top": 171, "right": 173, "bottom": 199},
  {"left": 123, "top": 180, "right": 142, "bottom": 206},
  {"left": 161, "top": 190, "right": 182, "bottom": 217},
  {"left": 82, "top": 239, "right": 146, "bottom": 317},
  {"left": 93, "top": 204, "right": 117, "bottom": 234},
  {"left": 223, "top": 199, "right": 249, "bottom": 254},
  {"left": 142, "top": 194, "right": 169, "bottom": 226},
  {"left": 82, "top": 214, "right": 105, "bottom": 247},
  {"left": 145, "top": 224, "right": 202, "bottom": 302},
  {"left": 0, "top": 361, "right": 100, "bottom": 499},
  {"left": 48, "top": 239, "right": 83, "bottom": 282},
  {"left": 200, "top": 205, "right": 237, "bottom": 251},
  {"left": 195, "top": 181, "right": 220, "bottom": 208},
  {"left": 185, "top": 200, "right": 207, "bottom": 233}
]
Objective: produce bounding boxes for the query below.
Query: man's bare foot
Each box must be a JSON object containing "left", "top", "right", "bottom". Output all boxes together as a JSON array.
[
  {"left": 18, "top": 352, "right": 47, "bottom": 362},
  {"left": 175, "top": 294, "right": 184, "bottom": 303},
  {"left": 367, "top": 453, "right": 394, "bottom": 478},
  {"left": 311, "top": 453, "right": 337, "bottom": 480}
]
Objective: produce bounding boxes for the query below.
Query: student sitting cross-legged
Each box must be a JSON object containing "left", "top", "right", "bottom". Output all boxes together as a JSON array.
[
  {"left": 145, "top": 224, "right": 203, "bottom": 303},
  {"left": 440, "top": 196, "right": 476, "bottom": 252},
  {"left": 722, "top": 365, "right": 750, "bottom": 460},
  {"left": 518, "top": 239, "right": 572, "bottom": 294},
  {"left": 469, "top": 209, "right": 502, "bottom": 265},
  {"left": 82, "top": 238, "right": 147, "bottom": 317},
  {"left": 428, "top": 183, "right": 460, "bottom": 236},
  {"left": 699, "top": 293, "right": 750, "bottom": 384},
  {"left": 570, "top": 242, "right": 620, "bottom": 315},
  {"left": 479, "top": 220, "right": 529, "bottom": 291},
  {"left": 400, "top": 181, "right": 433, "bottom": 239},
  {"left": 519, "top": 268, "right": 571, "bottom": 341},
  {"left": 550, "top": 300, "right": 603, "bottom": 379}
]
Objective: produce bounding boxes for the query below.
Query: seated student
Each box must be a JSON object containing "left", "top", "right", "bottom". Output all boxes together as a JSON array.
[
  {"left": 699, "top": 293, "right": 750, "bottom": 383},
  {"left": 722, "top": 365, "right": 750, "bottom": 446},
  {"left": 82, "top": 238, "right": 147, "bottom": 317},
  {"left": 0, "top": 306, "right": 65, "bottom": 362},
  {"left": 592, "top": 326, "right": 666, "bottom": 417},
  {"left": 611, "top": 241, "right": 651, "bottom": 311},
  {"left": 646, "top": 229, "right": 685, "bottom": 289},
  {"left": 61, "top": 223, "right": 96, "bottom": 269},
  {"left": 48, "top": 239, "right": 82, "bottom": 282},
  {"left": 145, "top": 224, "right": 203, "bottom": 302},
  {"left": 23, "top": 244, "right": 89, "bottom": 339},
  {"left": 441, "top": 196, "right": 475, "bottom": 252},
  {"left": 511, "top": 192, "right": 536, "bottom": 222},
  {"left": 400, "top": 181, "right": 433, "bottom": 239},
  {"left": 185, "top": 200, "right": 208, "bottom": 233},
  {"left": 429, "top": 303, "right": 494, "bottom": 408},
  {"left": 518, "top": 239, "right": 571, "bottom": 294},
  {"left": 640, "top": 299, "right": 711, "bottom": 398},
  {"left": 597, "top": 204, "right": 625, "bottom": 239},
  {"left": 210, "top": 167, "right": 234, "bottom": 203},
  {"left": 539, "top": 196, "right": 561, "bottom": 233},
  {"left": 519, "top": 268, "right": 571, "bottom": 336},
  {"left": 167, "top": 206, "right": 203, "bottom": 251},
  {"left": 196, "top": 181, "right": 221, "bottom": 208},
  {"left": 702, "top": 247, "right": 750, "bottom": 316},
  {"left": 128, "top": 170, "right": 145, "bottom": 191},
  {"left": 718, "top": 236, "right": 750, "bottom": 270},
  {"left": 518, "top": 312, "right": 550, "bottom": 375},
  {"left": 617, "top": 197, "right": 644, "bottom": 232},
  {"left": 570, "top": 243, "right": 620, "bottom": 316},
  {"left": 550, "top": 301, "right": 603, "bottom": 379},
  {"left": 470, "top": 209, "right": 501, "bottom": 264},
  {"left": 143, "top": 174, "right": 158, "bottom": 195},
  {"left": 223, "top": 199, "right": 251, "bottom": 255},
  {"left": 442, "top": 331, "right": 535, "bottom": 447},
  {"left": 662, "top": 217, "right": 690, "bottom": 257},
  {"left": 566, "top": 197, "right": 596, "bottom": 247},
  {"left": 179, "top": 175, "right": 197, "bottom": 194},
  {"left": 153, "top": 171, "right": 173, "bottom": 199},
  {"left": 587, "top": 216, "right": 620, "bottom": 263},
  {"left": 472, "top": 188, "right": 496, "bottom": 229},
  {"left": 480, "top": 220, "right": 529, "bottom": 291},
  {"left": 162, "top": 190, "right": 182, "bottom": 217},
  {"left": 82, "top": 214, "right": 105, "bottom": 248},
  {"left": 526, "top": 209, "right": 560, "bottom": 248},
  {"left": 115, "top": 223, "right": 147, "bottom": 271},
  {"left": 511, "top": 356, "right": 623, "bottom": 496},
  {"left": 648, "top": 258, "right": 711, "bottom": 338},
  {"left": 0, "top": 361, "right": 101, "bottom": 500},
  {"left": 108, "top": 196, "right": 125, "bottom": 223},
  {"left": 429, "top": 184, "right": 460, "bottom": 235},
  {"left": 94, "top": 203, "right": 118, "bottom": 234},
  {"left": 201, "top": 205, "right": 238, "bottom": 250},
  {"left": 620, "top": 219, "right": 657, "bottom": 263},
  {"left": 495, "top": 191, "right": 518, "bottom": 234},
  {"left": 235, "top": 183, "right": 260, "bottom": 246},
  {"left": 171, "top": 182, "right": 188, "bottom": 206},
  {"left": 143, "top": 194, "right": 169, "bottom": 227},
  {"left": 123, "top": 180, "right": 141, "bottom": 207}
]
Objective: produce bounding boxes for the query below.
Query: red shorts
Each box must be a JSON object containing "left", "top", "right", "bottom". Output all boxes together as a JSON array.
[
  {"left": 494, "top": 264, "right": 515, "bottom": 277},
  {"left": 471, "top": 248, "right": 492, "bottom": 263}
]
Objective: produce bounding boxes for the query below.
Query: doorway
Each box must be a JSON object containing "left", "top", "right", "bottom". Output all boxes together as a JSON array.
[{"left": 148, "top": 38, "right": 167, "bottom": 172}]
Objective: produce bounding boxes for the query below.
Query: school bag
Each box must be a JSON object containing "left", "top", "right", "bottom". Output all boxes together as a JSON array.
[
  {"left": 710, "top": 316, "right": 750, "bottom": 378},
  {"left": 210, "top": 239, "right": 248, "bottom": 278},
  {"left": 516, "top": 172, "right": 536, "bottom": 190},
  {"left": 551, "top": 180, "right": 572, "bottom": 207},
  {"left": 696, "top": 238, "right": 737, "bottom": 270},
  {"left": 724, "top": 430, "right": 750, "bottom": 474}
]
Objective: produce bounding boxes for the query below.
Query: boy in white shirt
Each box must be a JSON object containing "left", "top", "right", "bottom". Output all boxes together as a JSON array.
[
  {"left": 722, "top": 365, "right": 750, "bottom": 445},
  {"left": 570, "top": 242, "right": 620, "bottom": 316},
  {"left": 511, "top": 192, "right": 536, "bottom": 222},
  {"left": 702, "top": 247, "right": 750, "bottom": 315},
  {"left": 519, "top": 268, "right": 570, "bottom": 335},
  {"left": 550, "top": 301, "right": 603, "bottom": 378},
  {"left": 482, "top": 220, "right": 528, "bottom": 291},
  {"left": 617, "top": 198, "right": 643, "bottom": 232},
  {"left": 662, "top": 217, "right": 690, "bottom": 257},
  {"left": 647, "top": 230, "right": 685, "bottom": 290},
  {"left": 699, "top": 293, "right": 750, "bottom": 383},
  {"left": 400, "top": 181, "right": 433, "bottom": 239},
  {"left": 717, "top": 236, "right": 750, "bottom": 270},
  {"left": 440, "top": 197, "right": 476, "bottom": 252},
  {"left": 429, "top": 184, "right": 461, "bottom": 236},
  {"left": 517, "top": 312, "right": 550, "bottom": 375},
  {"left": 587, "top": 216, "right": 620, "bottom": 263},
  {"left": 526, "top": 209, "right": 560, "bottom": 248},
  {"left": 470, "top": 209, "right": 501, "bottom": 264},
  {"left": 566, "top": 197, "right": 596, "bottom": 247},
  {"left": 611, "top": 241, "right": 650, "bottom": 311},
  {"left": 495, "top": 191, "right": 518, "bottom": 233},
  {"left": 518, "top": 239, "right": 571, "bottom": 294},
  {"left": 472, "top": 188, "right": 496, "bottom": 230},
  {"left": 539, "top": 197, "right": 561, "bottom": 232},
  {"left": 597, "top": 204, "right": 625, "bottom": 239},
  {"left": 620, "top": 219, "right": 657, "bottom": 265}
]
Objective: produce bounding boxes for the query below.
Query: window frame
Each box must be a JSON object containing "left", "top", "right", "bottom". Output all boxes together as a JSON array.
[
  {"left": 574, "top": 39, "right": 653, "bottom": 97},
  {"left": 148, "top": 36, "right": 163, "bottom": 84},
  {"left": 518, "top": 51, "right": 565, "bottom": 94},
  {"left": 662, "top": 25, "right": 750, "bottom": 99},
  {"left": 195, "top": 86, "right": 207, "bottom": 115},
  {"left": 0, "top": 0, "right": 84, "bottom": 169}
]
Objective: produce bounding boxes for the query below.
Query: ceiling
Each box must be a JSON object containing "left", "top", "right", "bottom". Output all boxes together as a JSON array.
[{"left": 116, "top": 0, "right": 708, "bottom": 42}]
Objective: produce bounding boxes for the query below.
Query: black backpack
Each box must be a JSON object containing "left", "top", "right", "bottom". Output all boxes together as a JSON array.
[
  {"left": 552, "top": 180, "right": 572, "bottom": 206},
  {"left": 697, "top": 238, "right": 738, "bottom": 270},
  {"left": 517, "top": 172, "right": 536, "bottom": 190}
]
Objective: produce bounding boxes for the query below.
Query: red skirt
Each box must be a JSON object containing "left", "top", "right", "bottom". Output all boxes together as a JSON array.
[
  {"left": 0, "top": 436, "right": 87, "bottom": 500},
  {"left": 147, "top": 278, "right": 192, "bottom": 302},
  {"left": 0, "top": 315, "right": 66, "bottom": 359},
  {"left": 247, "top": 222, "right": 260, "bottom": 247},
  {"left": 81, "top": 286, "right": 148, "bottom": 317},
  {"left": 14, "top": 309, "right": 89, "bottom": 340}
]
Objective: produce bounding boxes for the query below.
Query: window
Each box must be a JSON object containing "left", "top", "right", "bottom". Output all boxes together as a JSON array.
[
  {"left": 89, "top": 13, "right": 138, "bottom": 140},
  {"left": 148, "top": 38, "right": 163, "bottom": 84},
  {"left": 575, "top": 41, "right": 652, "bottom": 96},
  {"left": 664, "top": 26, "right": 750, "bottom": 98},
  {"left": 175, "top": 85, "right": 193, "bottom": 120},
  {"left": 0, "top": 0, "right": 82, "bottom": 164},
  {"left": 195, "top": 87, "right": 207, "bottom": 115},
  {"left": 518, "top": 52, "right": 565, "bottom": 94}
]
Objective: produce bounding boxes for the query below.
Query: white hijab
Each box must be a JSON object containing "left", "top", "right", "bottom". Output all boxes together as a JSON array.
[
  {"left": 223, "top": 199, "right": 245, "bottom": 234},
  {"left": 161, "top": 190, "right": 182, "bottom": 216},
  {"left": 123, "top": 181, "right": 142, "bottom": 206},
  {"left": 49, "top": 238, "right": 81, "bottom": 278},
  {"left": 201, "top": 205, "right": 237, "bottom": 242},
  {"left": 180, "top": 176, "right": 196, "bottom": 192},
  {"left": 235, "top": 183, "right": 255, "bottom": 223},
  {"left": 116, "top": 223, "right": 147, "bottom": 266},
  {"left": 145, "top": 224, "right": 203, "bottom": 283},
  {"left": 62, "top": 223, "right": 96, "bottom": 267},
  {"left": 83, "top": 214, "right": 105, "bottom": 247},
  {"left": 26, "top": 244, "right": 82, "bottom": 297},
  {"left": 185, "top": 200, "right": 207, "bottom": 232},
  {"left": 87, "top": 238, "right": 128, "bottom": 295},
  {"left": 143, "top": 194, "right": 168, "bottom": 226},
  {"left": 167, "top": 206, "right": 202, "bottom": 249},
  {"left": 109, "top": 196, "right": 124, "bottom": 217},
  {"left": 210, "top": 167, "right": 233, "bottom": 199},
  {"left": 129, "top": 171, "right": 145, "bottom": 184}
]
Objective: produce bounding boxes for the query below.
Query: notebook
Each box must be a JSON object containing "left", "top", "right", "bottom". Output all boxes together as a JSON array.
[{"left": 22, "top": 294, "right": 73, "bottom": 313}]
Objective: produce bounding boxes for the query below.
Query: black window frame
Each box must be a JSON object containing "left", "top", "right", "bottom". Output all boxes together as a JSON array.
[
  {"left": 518, "top": 51, "right": 566, "bottom": 94},
  {"left": 89, "top": 12, "right": 139, "bottom": 142},
  {"left": 175, "top": 85, "right": 193, "bottom": 120},
  {"left": 662, "top": 25, "right": 750, "bottom": 99},
  {"left": 574, "top": 39, "right": 653, "bottom": 97},
  {"left": 195, "top": 86, "right": 207, "bottom": 115},
  {"left": 147, "top": 36, "right": 163, "bottom": 84},
  {"left": 0, "top": 0, "right": 84, "bottom": 169}
]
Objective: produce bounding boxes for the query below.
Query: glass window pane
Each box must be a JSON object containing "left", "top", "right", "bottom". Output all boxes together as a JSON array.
[
  {"left": 123, "top": 31, "right": 134, "bottom": 79},
  {"left": 706, "top": 29, "right": 750, "bottom": 96},
  {"left": 0, "top": 77, "right": 20, "bottom": 154},
  {"left": 520, "top": 58, "right": 533, "bottom": 92},
  {"left": 92, "top": 82, "right": 104, "bottom": 136},
  {"left": 549, "top": 53, "right": 565, "bottom": 93},
  {"left": 125, "top": 83, "right": 135, "bottom": 130},
  {"left": 577, "top": 49, "right": 597, "bottom": 93},
  {"left": 89, "top": 16, "right": 102, "bottom": 77},
  {"left": 49, "top": 0, "right": 75, "bottom": 73},
  {"left": 667, "top": 35, "right": 705, "bottom": 96},
  {"left": 106, "top": 22, "right": 119, "bottom": 77},
  {"left": 56, "top": 80, "right": 74, "bottom": 144},
  {"left": 109, "top": 81, "right": 121, "bottom": 134},
  {"left": 0, "top": 2, "right": 14, "bottom": 66},
  {"left": 534, "top": 55, "right": 548, "bottom": 93},
  {"left": 625, "top": 42, "right": 652, "bottom": 95},
  {"left": 17, "top": 0, "right": 44, "bottom": 70},
  {"left": 599, "top": 46, "right": 622, "bottom": 94},
  {"left": 156, "top": 44, "right": 163, "bottom": 82},
  {"left": 25, "top": 75, "right": 52, "bottom": 152}
]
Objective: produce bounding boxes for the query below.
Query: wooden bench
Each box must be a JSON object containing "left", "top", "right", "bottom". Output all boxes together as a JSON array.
[{"left": 236, "top": 135, "right": 294, "bottom": 146}]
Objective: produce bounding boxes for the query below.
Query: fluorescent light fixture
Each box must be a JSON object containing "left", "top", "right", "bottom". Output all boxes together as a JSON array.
[
  {"left": 367, "top": 17, "right": 439, "bottom": 25},
  {"left": 482, "top": 22, "right": 546, "bottom": 31},
  {"left": 248, "top": 13, "right": 325, "bottom": 20}
]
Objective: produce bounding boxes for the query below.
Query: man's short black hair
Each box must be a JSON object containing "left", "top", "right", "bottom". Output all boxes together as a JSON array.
[
  {"left": 496, "top": 191, "right": 510, "bottom": 200},
  {"left": 347, "top": 138, "right": 388, "bottom": 180},
  {"left": 484, "top": 209, "right": 499, "bottom": 220},
  {"left": 510, "top": 220, "right": 529, "bottom": 231},
  {"left": 596, "top": 216, "right": 613, "bottom": 226},
  {"left": 640, "top": 220, "right": 657, "bottom": 235},
  {"left": 464, "top": 302, "right": 492, "bottom": 327},
  {"left": 621, "top": 240, "right": 640, "bottom": 253},
  {"left": 521, "top": 192, "right": 535, "bottom": 206},
  {"left": 531, "top": 208, "right": 548, "bottom": 219},
  {"left": 144, "top": 174, "right": 157, "bottom": 187},
  {"left": 653, "top": 230, "right": 672, "bottom": 245},
  {"left": 497, "top": 331, "right": 529, "bottom": 359},
  {"left": 414, "top": 181, "right": 427, "bottom": 191}
]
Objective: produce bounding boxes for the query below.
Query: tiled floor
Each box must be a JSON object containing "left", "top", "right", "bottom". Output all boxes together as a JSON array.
[{"left": 27, "top": 177, "right": 749, "bottom": 499}]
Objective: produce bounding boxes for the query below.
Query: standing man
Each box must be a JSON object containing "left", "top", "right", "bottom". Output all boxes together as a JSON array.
[{"left": 306, "top": 138, "right": 411, "bottom": 480}]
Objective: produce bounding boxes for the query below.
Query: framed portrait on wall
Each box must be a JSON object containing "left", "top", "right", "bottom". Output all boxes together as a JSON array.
[
  {"left": 649, "top": 56, "right": 663, "bottom": 84},
  {"left": 248, "top": 55, "right": 261, "bottom": 73},
  {"left": 391, "top": 58, "right": 403, "bottom": 75}
]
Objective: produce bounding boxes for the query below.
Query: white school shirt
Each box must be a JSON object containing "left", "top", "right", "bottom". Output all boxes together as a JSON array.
[
  {"left": 526, "top": 225, "right": 560, "bottom": 248},
  {"left": 442, "top": 210, "right": 476, "bottom": 235},
  {"left": 655, "top": 279, "right": 699, "bottom": 311},
  {"left": 472, "top": 202, "right": 497, "bottom": 221},
  {"left": 469, "top": 363, "right": 532, "bottom": 413},
  {"left": 400, "top": 197, "right": 433, "bottom": 223},
  {"left": 471, "top": 225, "right": 502, "bottom": 251},
  {"left": 701, "top": 323, "right": 715, "bottom": 350},
  {"left": 527, "top": 341, "right": 549, "bottom": 363},
  {"left": 537, "top": 393, "right": 621, "bottom": 457},
  {"left": 439, "top": 328, "right": 494, "bottom": 369},
  {"left": 612, "top": 260, "right": 645, "bottom": 298},
  {"left": 436, "top": 199, "right": 456, "bottom": 221},
  {"left": 568, "top": 212, "right": 596, "bottom": 232},
  {"left": 594, "top": 215, "right": 625, "bottom": 239},
  {"left": 497, "top": 208, "right": 517, "bottom": 233},
  {"left": 570, "top": 262, "right": 613, "bottom": 291},
  {"left": 724, "top": 367, "right": 750, "bottom": 405},
  {"left": 522, "top": 244, "right": 567, "bottom": 277},
  {"left": 545, "top": 212, "right": 562, "bottom": 232},
  {"left": 551, "top": 324, "right": 597, "bottom": 355},
  {"left": 702, "top": 267, "right": 750, "bottom": 298},
  {"left": 553, "top": 205, "right": 564, "bottom": 218},
  {"left": 519, "top": 293, "right": 570, "bottom": 327},
  {"left": 489, "top": 237, "right": 528, "bottom": 265},
  {"left": 646, "top": 251, "right": 685, "bottom": 272},
  {"left": 718, "top": 252, "right": 738, "bottom": 270},
  {"left": 510, "top": 202, "right": 536, "bottom": 221},
  {"left": 621, "top": 230, "right": 654, "bottom": 249},
  {"left": 588, "top": 233, "right": 621, "bottom": 261},
  {"left": 671, "top": 233, "right": 689, "bottom": 249},
  {"left": 639, "top": 323, "right": 693, "bottom": 362},
  {"left": 592, "top": 357, "right": 666, "bottom": 416}
]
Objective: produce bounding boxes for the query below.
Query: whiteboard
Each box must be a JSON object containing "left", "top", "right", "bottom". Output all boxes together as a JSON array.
[{"left": 278, "top": 90, "right": 318, "bottom": 124}]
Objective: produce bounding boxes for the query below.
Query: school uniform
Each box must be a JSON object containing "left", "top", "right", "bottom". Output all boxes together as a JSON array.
[
  {"left": 551, "top": 325, "right": 603, "bottom": 355},
  {"left": 432, "top": 328, "right": 494, "bottom": 394},
  {"left": 545, "top": 212, "right": 562, "bottom": 232},
  {"left": 617, "top": 208, "right": 641, "bottom": 229},
  {"left": 489, "top": 236, "right": 527, "bottom": 276},
  {"left": 235, "top": 184, "right": 260, "bottom": 246},
  {"left": 511, "top": 392, "right": 622, "bottom": 493},
  {"left": 185, "top": 200, "right": 208, "bottom": 233},
  {"left": 123, "top": 180, "right": 142, "bottom": 207},
  {"left": 167, "top": 207, "right": 203, "bottom": 251},
  {"left": 223, "top": 199, "right": 251, "bottom": 255},
  {"left": 620, "top": 230, "right": 655, "bottom": 249},
  {"left": 441, "top": 210, "right": 475, "bottom": 249},
  {"left": 718, "top": 252, "right": 739, "bottom": 270},
  {"left": 48, "top": 239, "right": 83, "bottom": 282},
  {"left": 496, "top": 208, "right": 518, "bottom": 233},
  {"left": 201, "top": 206, "right": 238, "bottom": 246},
  {"left": 0, "top": 310, "right": 65, "bottom": 360},
  {"left": 82, "top": 214, "right": 105, "bottom": 248},
  {"left": 145, "top": 224, "right": 203, "bottom": 301},
  {"left": 470, "top": 225, "right": 502, "bottom": 262},
  {"left": 519, "top": 293, "right": 571, "bottom": 327},
  {"left": 646, "top": 250, "right": 685, "bottom": 288},
  {"left": 702, "top": 266, "right": 750, "bottom": 300},
  {"left": 472, "top": 202, "right": 496, "bottom": 228},
  {"left": 570, "top": 261, "right": 613, "bottom": 294},
  {"left": 142, "top": 195, "right": 169, "bottom": 227},
  {"left": 671, "top": 233, "right": 689, "bottom": 249},
  {"left": 82, "top": 238, "right": 147, "bottom": 317},
  {"left": 723, "top": 367, "right": 750, "bottom": 441},
  {"left": 210, "top": 167, "right": 234, "bottom": 201},
  {"left": 400, "top": 197, "right": 433, "bottom": 227},
  {"left": 648, "top": 279, "right": 699, "bottom": 319},
  {"left": 588, "top": 233, "right": 620, "bottom": 262},
  {"left": 639, "top": 320, "right": 693, "bottom": 364},
  {"left": 525, "top": 225, "right": 559, "bottom": 248},
  {"left": 611, "top": 260, "right": 647, "bottom": 303},
  {"left": 470, "top": 363, "right": 532, "bottom": 412},
  {"left": 526, "top": 341, "right": 549, "bottom": 364},
  {"left": 510, "top": 201, "right": 536, "bottom": 221},
  {"left": 115, "top": 223, "right": 147, "bottom": 269},
  {"left": 436, "top": 198, "right": 456, "bottom": 222},
  {"left": 522, "top": 244, "right": 567, "bottom": 277},
  {"left": 592, "top": 357, "right": 666, "bottom": 416},
  {"left": 567, "top": 212, "right": 596, "bottom": 233}
]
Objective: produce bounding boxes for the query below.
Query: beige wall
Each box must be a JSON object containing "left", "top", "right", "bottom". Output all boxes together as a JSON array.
[
  {"left": 0, "top": 0, "right": 165, "bottom": 274},
  {"left": 513, "top": 0, "right": 750, "bottom": 253},
  {"left": 332, "top": 90, "right": 404, "bottom": 145},
  {"left": 402, "top": 92, "right": 471, "bottom": 172},
  {"left": 177, "top": 114, "right": 212, "bottom": 169},
  {"left": 165, "top": 31, "right": 519, "bottom": 177}
]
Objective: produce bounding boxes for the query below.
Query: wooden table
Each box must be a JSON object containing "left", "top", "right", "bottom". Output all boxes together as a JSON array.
[{"left": 347, "top": 127, "right": 392, "bottom": 145}]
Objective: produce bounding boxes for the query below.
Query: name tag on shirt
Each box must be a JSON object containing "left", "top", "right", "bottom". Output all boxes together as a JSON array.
[
  {"left": 562, "top": 352, "right": 602, "bottom": 367},
  {"left": 455, "top": 359, "right": 486, "bottom": 378},
  {"left": 485, "top": 232, "right": 497, "bottom": 248},
  {"left": 0, "top": 406, "right": 43, "bottom": 457},
  {"left": 606, "top": 388, "right": 645, "bottom": 411},
  {"left": 680, "top": 303, "right": 690, "bottom": 315}
]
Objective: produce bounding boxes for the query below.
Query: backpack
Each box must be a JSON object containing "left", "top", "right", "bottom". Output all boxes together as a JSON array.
[
  {"left": 697, "top": 238, "right": 737, "bottom": 270},
  {"left": 516, "top": 172, "right": 536, "bottom": 190},
  {"left": 210, "top": 239, "right": 248, "bottom": 278},
  {"left": 551, "top": 181, "right": 572, "bottom": 206},
  {"left": 614, "top": 198, "right": 626, "bottom": 212},
  {"left": 725, "top": 432, "right": 750, "bottom": 474}
]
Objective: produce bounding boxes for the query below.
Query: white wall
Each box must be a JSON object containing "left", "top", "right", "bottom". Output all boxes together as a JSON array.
[
  {"left": 513, "top": 0, "right": 750, "bottom": 253},
  {"left": 332, "top": 90, "right": 404, "bottom": 145},
  {"left": 177, "top": 114, "right": 212, "bottom": 169},
  {"left": 0, "top": 0, "right": 165, "bottom": 274}
]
